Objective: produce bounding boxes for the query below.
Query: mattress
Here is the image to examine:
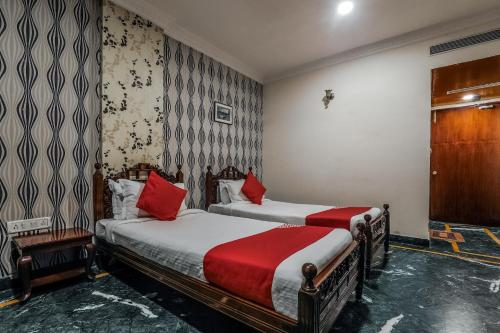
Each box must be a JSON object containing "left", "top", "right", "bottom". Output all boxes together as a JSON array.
[
  {"left": 209, "top": 199, "right": 382, "bottom": 234},
  {"left": 96, "top": 209, "right": 352, "bottom": 319}
]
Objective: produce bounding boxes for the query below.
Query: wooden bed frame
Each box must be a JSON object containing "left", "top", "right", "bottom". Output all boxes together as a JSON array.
[
  {"left": 205, "top": 165, "right": 390, "bottom": 279},
  {"left": 93, "top": 163, "right": 367, "bottom": 333}
]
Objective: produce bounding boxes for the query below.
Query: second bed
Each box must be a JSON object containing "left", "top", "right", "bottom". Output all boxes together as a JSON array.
[{"left": 205, "top": 166, "right": 390, "bottom": 279}]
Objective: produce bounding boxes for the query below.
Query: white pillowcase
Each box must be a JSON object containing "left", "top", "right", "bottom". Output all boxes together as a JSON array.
[
  {"left": 220, "top": 179, "right": 249, "bottom": 203},
  {"left": 217, "top": 182, "right": 231, "bottom": 205},
  {"left": 108, "top": 179, "right": 124, "bottom": 220},
  {"left": 174, "top": 183, "right": 188, "bottom": 212},
  {"left": 119, "top": 179, "right": 151, "bottom": 220}
]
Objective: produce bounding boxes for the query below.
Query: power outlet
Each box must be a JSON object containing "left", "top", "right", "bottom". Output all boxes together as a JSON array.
[{"left": 7, "top": 217, "right": 52, "bottom": 234}]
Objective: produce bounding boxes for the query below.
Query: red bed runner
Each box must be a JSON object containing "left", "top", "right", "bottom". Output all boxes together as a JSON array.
[
  {"left": 203, "top": 225, "right": 333, "bottom": 309},
  {"left": 306, "top": 207, "right": 371, "bottom": 230}
]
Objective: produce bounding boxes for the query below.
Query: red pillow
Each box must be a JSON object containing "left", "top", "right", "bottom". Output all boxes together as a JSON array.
[
  {"left": 136, "top": 171, "right": 187, "bottom": 220},
  {"left": 241, "top": 171, "right": 266, "bottom": 205}
]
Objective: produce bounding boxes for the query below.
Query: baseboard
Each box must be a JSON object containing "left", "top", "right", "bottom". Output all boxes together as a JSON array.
[{"left": 390, "top": 234, "right": 430, "bottom": 248}]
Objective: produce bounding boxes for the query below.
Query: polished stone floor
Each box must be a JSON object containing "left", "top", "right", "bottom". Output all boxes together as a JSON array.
[
  {"left": 430, "top": 221, "right": 500, "bottom": 258},
  {"left": 1, "top": 244, "right": 499, "bottom": 333}
]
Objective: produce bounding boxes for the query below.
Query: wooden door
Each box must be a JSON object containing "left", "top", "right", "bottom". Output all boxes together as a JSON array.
[{"left": 430, "top": 104, "right": 500, "bottom": 226}]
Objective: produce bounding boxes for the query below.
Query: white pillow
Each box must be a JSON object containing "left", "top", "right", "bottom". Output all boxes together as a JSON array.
[
  {"left": 119, "top": 179, "right": 151, "bottom": 219},
  {"left": 108, "top": 179, "right": 124, "bottom": 220},
  {"left": 217, "top": 182, "right": 231, "bottom": 205},
  {"left": 174, "top": 183, "right": 188, "bottom": 211},
  {"left": 221, "top": 179, "right": 249, "bottom": 203}
]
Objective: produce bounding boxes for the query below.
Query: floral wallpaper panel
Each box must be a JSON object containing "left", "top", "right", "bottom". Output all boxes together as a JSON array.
[{"left": 101, "top": 0, "right": 164, "bottom": 174}]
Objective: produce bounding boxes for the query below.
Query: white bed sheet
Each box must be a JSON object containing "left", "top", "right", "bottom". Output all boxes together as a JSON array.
[
  {"left": 96, "top": 209, "right": 352, "bottom": 319},
  {"left": 209, "top": 199, "right": 382, "bottom": 235}
]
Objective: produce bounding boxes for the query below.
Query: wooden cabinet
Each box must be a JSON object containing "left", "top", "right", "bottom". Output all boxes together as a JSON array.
[{"left": 431, "top": 55, "right": 500, "bottom": 107}]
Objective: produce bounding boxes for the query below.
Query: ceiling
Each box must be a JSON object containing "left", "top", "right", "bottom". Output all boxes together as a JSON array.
[{"left": 120, "top": 0, "right": 500, "bottom": 82}]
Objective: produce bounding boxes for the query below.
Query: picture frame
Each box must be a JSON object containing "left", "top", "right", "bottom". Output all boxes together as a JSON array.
[{"left": 214, "top": 102, "right": 233, "bottom": 125}]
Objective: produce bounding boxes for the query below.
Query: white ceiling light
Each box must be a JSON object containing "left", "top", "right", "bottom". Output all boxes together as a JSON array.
[{"left": 337, "top": 1, "right": 354, "bottom": 16}]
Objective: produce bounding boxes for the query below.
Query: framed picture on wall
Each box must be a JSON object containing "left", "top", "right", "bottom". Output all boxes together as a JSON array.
[{"left": 214, "top": 102, "right": 233, "bottom": 125}]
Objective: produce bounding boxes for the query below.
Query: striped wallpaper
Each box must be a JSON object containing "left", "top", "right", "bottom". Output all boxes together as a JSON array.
[
  {"left": 164, "top": 37, "right": 264, "bottom": 209},
  {"left": 0, "top": 0, "right": 101, "bottom": 278}
]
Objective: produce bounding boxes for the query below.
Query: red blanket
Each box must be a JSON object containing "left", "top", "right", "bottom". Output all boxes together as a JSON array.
[
  {"left": 203, "top": 225, "right": 332, "bottom": 309},
  {"left": 306, "top": 207, "right": 371, "bottom": 230}
]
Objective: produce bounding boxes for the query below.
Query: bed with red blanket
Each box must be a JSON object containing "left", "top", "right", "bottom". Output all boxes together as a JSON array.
[
  {"left": 93, "top": 163, "right": 367, "bottom": 333},
  {"left": 206, "top": 166, "right": 390, "bottom": 279}
]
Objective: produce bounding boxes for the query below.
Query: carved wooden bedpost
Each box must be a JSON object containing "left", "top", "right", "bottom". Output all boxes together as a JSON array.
[
  {"left": 176, "top": 164, "right": 184, "bottom": 183},
  {"left": 363, "top": 214, "right": 373, "bottom": 279},
  {"left": 248, "top": 166, "right": 252, "bottom": 174},
  {"left": 302, "top": 263, "right": 317, "bottom": 292},
  {"left": 93, "top": 163, "right": 104, "bottom": 228},
  {"left": 355, "top": 223, "right": 367, "bottom": 300},
  {"left": 205, "top": 166, "right": 213, "bottom": 210},
  {"left": 298, "top": 263, "right": 319, "bottom": 333},
  {"left": 383, "top": 204, "right": 390, "bottom": 253}
]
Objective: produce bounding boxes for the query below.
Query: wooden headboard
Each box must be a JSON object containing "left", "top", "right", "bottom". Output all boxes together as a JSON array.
[
  {"left": 93, "top": 163, "right": 183, "bottom": 226},
  {"left": 205, "top": 165, "right": 252, "bottom": 210}
]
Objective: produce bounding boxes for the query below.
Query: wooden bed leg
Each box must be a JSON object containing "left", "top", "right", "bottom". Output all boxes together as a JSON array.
[
  {"left": 363, "top": 214, "right": 373, "bottom": 280},
  {"left": 17, "top": 256, "right": 32, "bottom": 302},
  {"left": 205, "top": 166, "right": 213, "bottom": 210},
  {"left": 383, "top": 204, "right": 390, "bottom": 254},
  {"left": 298, "top": 263, "right": 320, "bottom": 333},
  {"left": 355, "top": 224, "right": 367, "bottom": 300},
  {"left": 85, "top": 243, "right": 96, "bottom": 280},
  {"left": 176, "top": 164, "right": 184, "bottom": 183},
  {"left": 93, "top": 163, "right": 104, "bottom": 230}
]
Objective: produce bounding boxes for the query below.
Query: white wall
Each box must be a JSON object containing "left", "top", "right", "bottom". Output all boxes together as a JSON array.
[{"left": 263, "top": 23, "right": 500, "bottom": 239}]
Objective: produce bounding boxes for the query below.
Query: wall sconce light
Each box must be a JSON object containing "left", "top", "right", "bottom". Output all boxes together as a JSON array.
[{"left": 323, "top": 89, "right": 334, "bottom": 109}]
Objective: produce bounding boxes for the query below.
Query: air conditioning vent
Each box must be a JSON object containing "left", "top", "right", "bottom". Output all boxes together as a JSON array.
[{"left": 430, "top": 28, "right": 500, "bottom": 55}]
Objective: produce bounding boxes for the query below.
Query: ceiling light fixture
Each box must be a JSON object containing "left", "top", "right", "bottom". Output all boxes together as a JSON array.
[
  {"left": 462, "top": 93, "right": 481, "bottom": 101},
  {"left": 337, "top": 1, "right": 354, "bottom": 16}
]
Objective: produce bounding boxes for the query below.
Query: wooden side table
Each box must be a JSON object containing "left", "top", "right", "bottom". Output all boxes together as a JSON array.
[{"left": 12, "top": 228, "right": 95, "bottom": 302}]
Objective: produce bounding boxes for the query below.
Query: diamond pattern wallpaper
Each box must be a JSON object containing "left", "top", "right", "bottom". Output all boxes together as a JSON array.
[
  {"left": 0, "top": 0, "right": 101, "bottom": 278},
  {"left": 103, "top": 1, "right": 264, "bottom": 210}
]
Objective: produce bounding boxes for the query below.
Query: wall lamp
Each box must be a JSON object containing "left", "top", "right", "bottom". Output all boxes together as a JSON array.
[{"left": 323, "top": 89, "right": 335, "bottom": 109}]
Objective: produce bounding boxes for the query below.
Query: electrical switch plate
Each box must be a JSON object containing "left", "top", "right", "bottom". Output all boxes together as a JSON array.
[{"left": 7, "top": 217, "right": 52, "bottom": 234}]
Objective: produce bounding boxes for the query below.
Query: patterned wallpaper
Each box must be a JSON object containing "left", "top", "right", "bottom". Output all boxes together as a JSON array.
[
  {"left": 0, "top": 0, "right": 262, "bottom": 279},
  {"left": 103, "top": 1, "right": 264, "bottom": 209},
  {"left": 101, "top": 0, "right": 164, "bottom": 173},
  {"left": 0, "top": 0, "right": 101, "bottom": 278}
]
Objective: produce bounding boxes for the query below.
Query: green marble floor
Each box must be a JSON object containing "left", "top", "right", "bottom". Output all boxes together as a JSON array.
[
  {"left": 429, "top": 221, "right": 500, "bottom": 260},
  {"left": 0, "top": 244, "right": 499, "bottom": 333}
]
